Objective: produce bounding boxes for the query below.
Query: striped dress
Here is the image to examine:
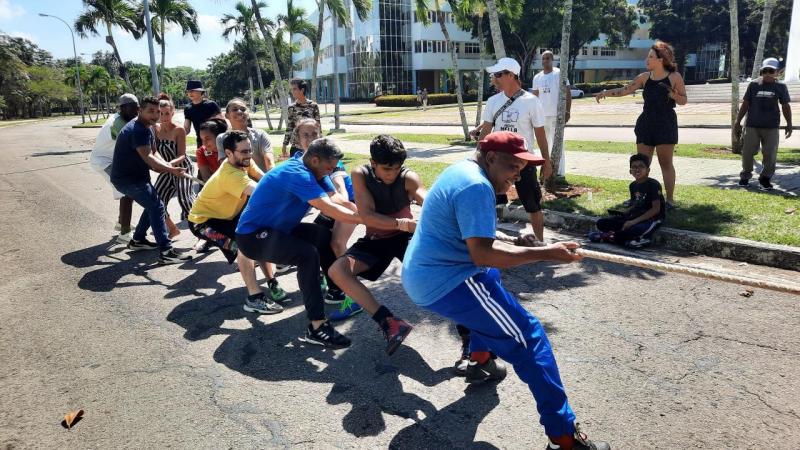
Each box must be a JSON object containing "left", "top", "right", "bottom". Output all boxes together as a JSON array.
[{"left": 154, "top": 137, "right": 195, "bottom": 218}]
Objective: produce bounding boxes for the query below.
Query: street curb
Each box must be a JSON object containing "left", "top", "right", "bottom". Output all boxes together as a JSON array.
[
  {"left": 339, "top": 120, "right": 800, "bottom": 130},
  {"left": 504, "top": 206, "right": 800, "bottom": 271}
]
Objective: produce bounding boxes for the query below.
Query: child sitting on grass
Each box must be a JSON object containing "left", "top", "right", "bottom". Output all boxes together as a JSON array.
[{"left": 589, "top": 153, "right": 665, "bottom": 248}]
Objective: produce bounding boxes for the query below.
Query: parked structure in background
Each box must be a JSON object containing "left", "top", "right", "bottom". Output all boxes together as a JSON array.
[{"left": 291, "top": 0, "right": 485, "bottom": 100}]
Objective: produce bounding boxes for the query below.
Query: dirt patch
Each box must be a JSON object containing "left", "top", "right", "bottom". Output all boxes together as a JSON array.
[
  {"left": 701, "top": 147, "right": 734, "bottom": 155},
  {"left": 507, "top": 184, "right": 600, "bottom": 202}
]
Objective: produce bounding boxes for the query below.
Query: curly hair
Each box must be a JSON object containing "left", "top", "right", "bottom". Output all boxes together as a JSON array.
[
  {"left": 369, "top": 134, "right": 407, "bottom": 166},
  {"left": 651, "top": 40, "right": 677, "bottom": 72}
]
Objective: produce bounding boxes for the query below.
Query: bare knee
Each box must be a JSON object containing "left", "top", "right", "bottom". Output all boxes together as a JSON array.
[{"left": 328, "top": 257, "right": 353, "bottom": 284}]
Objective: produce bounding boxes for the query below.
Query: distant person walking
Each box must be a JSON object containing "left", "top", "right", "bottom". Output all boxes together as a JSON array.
[
  {"left": 596, "top": 40, "right": 687, "bottom": 209},
  {"left": 532, "top": 50, "right": 572, "bottom": 177},
  {"left": 416, "top": 87, "right": 423, "bottom": 109},
  {"left": 282, "top": 78, "right": 321, "bottom": 159},
  {"left": 735, "top": 57, "right": 793, "bottom": 190},
  {"left": 421, "top": 88, "right": 429, "bottom": 111}
]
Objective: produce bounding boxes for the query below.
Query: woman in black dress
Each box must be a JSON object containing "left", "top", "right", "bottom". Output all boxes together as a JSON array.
[{"left": 596, "top": 40, "right": 687, "bottom": 208}]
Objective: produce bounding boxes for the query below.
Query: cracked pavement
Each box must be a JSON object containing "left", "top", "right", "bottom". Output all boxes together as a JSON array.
[{"left": 1, "top": 118, "right": 798, "bottom": 449}]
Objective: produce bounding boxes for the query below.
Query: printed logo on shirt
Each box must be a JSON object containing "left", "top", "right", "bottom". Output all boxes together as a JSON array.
[
  {"left": 755, "top": 90, "right": 776, "bottom": 98},
  {"left": 204, "top": 149, "right": 213, "bottom": 156},
  {"left": 257, "top": 230, "right": 269, "bottom": 239},
  {"left": 502, "top": 110, "right": 520, "bottom": 122}
]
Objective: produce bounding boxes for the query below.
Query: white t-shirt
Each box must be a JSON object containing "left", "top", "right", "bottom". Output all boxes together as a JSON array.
[
  {"left": 532, "top": 68, "right": 570, "bottom": 117},
  {"left": 481, "top": 90, "right": 546, "bottom": 156},
  {"left": 89, "top": 114, "right": 119, "bottom": 171}
]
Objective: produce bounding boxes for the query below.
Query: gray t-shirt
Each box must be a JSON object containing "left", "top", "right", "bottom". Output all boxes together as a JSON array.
[
  {"left": 744, "top": 79, "right": 791, "bottom": 129},
  {"left": 217, "top": 127, "right": 272, "bottom": 172}
]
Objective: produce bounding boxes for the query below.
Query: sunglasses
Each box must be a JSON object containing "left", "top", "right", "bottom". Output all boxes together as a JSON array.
[
  {"left": 762, "top": 68, "right": 776, "bottom": 74},
  {"left": 493, "top": 71, "right": 510, "bottom": 78}
]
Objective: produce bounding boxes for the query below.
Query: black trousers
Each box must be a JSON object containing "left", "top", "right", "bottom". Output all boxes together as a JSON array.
[{"left": 237, "top": 223, "right": 339, "bottom": 321}]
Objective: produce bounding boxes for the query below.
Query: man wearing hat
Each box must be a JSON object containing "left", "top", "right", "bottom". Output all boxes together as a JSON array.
[
  {"left": 183, "top": 80, "right": 222, "bottom": 148},
  {"left": 89, "top": 93, "right": 140, "bottom": 242},
  {"left": 402, "top": 131, "right": 609, "bottom": 450},
  {"left": 735, "top": 57, "right": 793, "bottom": 190},
  {"left": 473, "top": 57, "right": 551, "bottom": 242}
]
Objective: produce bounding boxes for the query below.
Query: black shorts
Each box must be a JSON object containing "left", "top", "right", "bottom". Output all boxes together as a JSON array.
[
  {"left": 495, "top": 165, "right": 542, "bottom": 213},
  {"left": 344, "top": 232, "right": 412, "bottom": 281},
  {"left": 189, "top": 216, "right": 239, "bottom": 263},
  {"left": 314, "top": 213, "right": 335, "bottom": 229},
  {"left": 635, "top": 110, "right": 678, "bottom": 146}
]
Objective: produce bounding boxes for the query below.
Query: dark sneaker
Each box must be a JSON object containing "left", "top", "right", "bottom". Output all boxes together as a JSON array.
[
  {"left": 454, "top": 345, "right": 470, "bottom": 376},
  {"left": 128, "top": 239, "right": 158, "bottom": 251},
  {"left": 324, "top": 288, "right": 348, "bottom": 305},
  {"left": 758, "top": 175, "right": 773, "bottom": 190},
  {"left": 158, "top": 248, "right": 192, "bottom": 264},
  {"left": 465, "top": 358, "right": 507, "bottom": 384},
  {"left": 275, "top": 264, "right": 292, "bottom": 274},
  {"left": 380, "top": 316, "right": 413, "bottom": 356},
  {"left": 545, "top": 423, "right": 611, "bottom": 450},
  {"left": 587, "top": 231, "right": 614, "bottom": 243},
  {"left": 738, "top": 176, "right": 750, "bottom": 187},
  {"left": 299, "top": 321, "right": 351, "bottom": 348},
  {"left": 624, "top": 237, "right": 651, "bottom": 249},
  {"left": 328, "top": 297, "right": 364, "bottom": 321},
  {"left": 243, "top": 294, "right": 284, "bottom": 314},
  {"left": 665, "top": 201, "right": 676, "bottom": 211},
  {"left": 267, "top": 278, "right": 287, "bottom": 302}
]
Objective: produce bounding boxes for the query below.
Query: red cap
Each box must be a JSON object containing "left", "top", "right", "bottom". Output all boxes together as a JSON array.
[{"left": 479, "top": 131, "right": 545, "bottom": 166}]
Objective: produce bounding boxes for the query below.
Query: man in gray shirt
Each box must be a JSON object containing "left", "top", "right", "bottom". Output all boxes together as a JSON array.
[{"left": 217, "top": 98, "right": 275, "bottom": 172}]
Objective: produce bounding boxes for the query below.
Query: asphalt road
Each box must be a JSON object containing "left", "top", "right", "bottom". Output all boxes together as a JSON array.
[{"left": 1, "top": 118, "right": 798, "bottom": 449}]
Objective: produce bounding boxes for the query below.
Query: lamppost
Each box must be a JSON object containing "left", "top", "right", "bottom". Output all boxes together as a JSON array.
[{"left": 39, "top": 13, "right": 85, "bottom": 124}]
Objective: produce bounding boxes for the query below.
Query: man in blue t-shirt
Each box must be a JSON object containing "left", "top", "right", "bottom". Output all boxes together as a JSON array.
[
  {"left": 402, "top": 131, "right": 609, "bottom": 450},
  {"left": 111, "top": 96, "right": 191, "bottom": 264},
  {"left": 236, "top": 138, "right": 361, "bottom": 349}
]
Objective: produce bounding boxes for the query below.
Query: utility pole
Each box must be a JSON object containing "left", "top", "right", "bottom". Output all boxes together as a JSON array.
[
  {"left": 39, "top": 13, "right": 85, "bottom": 123},
  {"left": 142, "top": 0, "right": 160, "bottom": 94}
]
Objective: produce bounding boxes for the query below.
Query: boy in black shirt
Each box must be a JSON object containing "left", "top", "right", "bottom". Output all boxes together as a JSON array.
[
  {"left": 590, "top": 153, "right": 665, "bottom": 248},
  {"left": 183, "top": 80, "right": 223, "bottom": 148}
]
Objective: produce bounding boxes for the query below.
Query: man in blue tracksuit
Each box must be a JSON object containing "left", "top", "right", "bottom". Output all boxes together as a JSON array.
[{"left": 402, "top": 131, "right": 610, "bottom": 450}]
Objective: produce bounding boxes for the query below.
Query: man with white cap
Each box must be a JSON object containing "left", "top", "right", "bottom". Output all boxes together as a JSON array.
[
  {"left": 532, "top": 50, "right": 572, "bottom": 177},
  {"left": 734, "top": 57, "right": 793, "bottom": 190},
  {"left": 89, "top": 93, "right": 139, "bottom": 242},
  {"left": 472, "top": 57, "right": 551, "bottom": 242}
]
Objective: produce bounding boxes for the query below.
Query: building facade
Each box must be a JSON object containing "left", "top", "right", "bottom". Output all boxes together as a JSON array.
[{"left": 291, "top": 0, "right": 485, "bottom": 100}]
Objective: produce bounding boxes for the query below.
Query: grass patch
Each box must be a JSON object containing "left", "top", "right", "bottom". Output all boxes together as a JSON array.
[
  {"left": 72, "top": 121, "right": 103, "bottom": 128},
  {"left": 340, "top": 133, "right": 475, "bottom": 147}
]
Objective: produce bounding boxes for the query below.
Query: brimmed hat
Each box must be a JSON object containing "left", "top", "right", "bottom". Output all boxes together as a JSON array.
[
  {"left": 479, "top": 131, "right": 544, "bottom": 166},
  {"left": 760, "top": 58, "right": 780, "bottom": 73},
  {"left": 185, "top": 80, "right": 206, "bottom": 92},
  {"left": 119, "top": 93, "right": 139, "bottom": 106},
  {"left": 486, "top": 58, "right": 521, "bottom": 75}
]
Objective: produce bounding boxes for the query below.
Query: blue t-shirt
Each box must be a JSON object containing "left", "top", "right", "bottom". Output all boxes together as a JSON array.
[
  {"left": 332, "top": 160, "right": 355, "bottom": 202},
  {"left": 236, "top": 157, "right": 332, "bottom": 234},
  {"left": 111, "top": 120, "right": 154, "bottom": 186},
  {"left": 292, "top": 151, "right": 337, "bottom": 193},
  {"left": 402, "top": 160, "right": 497, "bottom": 306}
]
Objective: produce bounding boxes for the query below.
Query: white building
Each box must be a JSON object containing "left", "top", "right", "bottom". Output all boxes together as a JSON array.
[{"left": 291, "top": 0, "right": 486, "bottom": 100}]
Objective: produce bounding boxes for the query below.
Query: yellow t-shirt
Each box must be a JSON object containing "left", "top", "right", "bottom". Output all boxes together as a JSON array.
[{"left": 188, "top": 160, "right": 263, "bottom": 224}]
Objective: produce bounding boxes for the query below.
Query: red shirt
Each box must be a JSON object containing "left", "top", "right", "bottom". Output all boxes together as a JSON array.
[{"left": 196, "top": 145, "right": 221, "bottom": 175}]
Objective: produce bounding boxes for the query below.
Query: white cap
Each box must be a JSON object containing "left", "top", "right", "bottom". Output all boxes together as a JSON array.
[
  {"left": 119, "top": 93, "right": 139, "bottom": 106},
  {"left": 486, "top": 57, "right": 521, "bottom": 75},
  {"left": 760, "top": 57, "right": 780, "bottom": 72}
]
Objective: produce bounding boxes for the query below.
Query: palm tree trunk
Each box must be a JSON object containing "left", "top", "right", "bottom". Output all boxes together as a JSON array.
[
  {"left": 251, "top": 0, "right": 289, "bottom": 129},
  {"left": 160, "top": 20, "right": 166, "bottom": 87},
  {"left": 332, "top": 14, "right": 341, "bottom": 131},
  {"left": 311, "top": 1, "right": 324, "bottom": 103},
  {"left": 106, "top": 23, "right": 133, "bottom": 91},
  {"left": 475, "top": 13, "right": 485, "bottom": 128},
  {"left": 751, "top": 0, "right": 775, "bottom": 79},
  {"left": 486, "top": 0, "right": 505, "bottom": 59},
  {"left": 730, "top": 0, "right": 741, "bottom": 150},
  {"left": 251, "top": 45, "right": 274, "bottom": 130},
  {"left": 548, "top": 0, "right": 573, "bottom": 187},
  {"left": 439, "top": 15, "right": 469, "bottom": 139}
]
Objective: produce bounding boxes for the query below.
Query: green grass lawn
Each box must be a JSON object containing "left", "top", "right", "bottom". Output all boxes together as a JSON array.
[{"left": 340, "top": 133, "right": 800, "bottom": 165}]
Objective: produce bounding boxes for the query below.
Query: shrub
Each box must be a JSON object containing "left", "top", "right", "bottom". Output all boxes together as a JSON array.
[
  {"left": 573, "top": 80, "right": 631, "bottom": 94},
  {"left": 375, "top": 93, "right": 478, "bottom": 107}
]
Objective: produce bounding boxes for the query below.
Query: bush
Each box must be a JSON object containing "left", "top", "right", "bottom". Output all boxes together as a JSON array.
[
  {"left": 375, "top": 93, "right": 478, "bottom": 107},
  {"left": 574, "top": 80, "right": 632, "bottom": 94}
]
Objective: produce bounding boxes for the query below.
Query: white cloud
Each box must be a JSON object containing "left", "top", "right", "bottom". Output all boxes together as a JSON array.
[
  {"left": 9, "top": 30, "right": 35, "bottom": 43},
  {"left": 197, "top": 14, "right": 224, "bottom": 35},
  {"left": 0, "top": 0, "right": 24, "bottom": 20}
]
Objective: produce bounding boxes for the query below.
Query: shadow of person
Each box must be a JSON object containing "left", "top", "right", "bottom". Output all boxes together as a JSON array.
[{"left": 388, "top": 383, "right": 501, "bottom": 450}]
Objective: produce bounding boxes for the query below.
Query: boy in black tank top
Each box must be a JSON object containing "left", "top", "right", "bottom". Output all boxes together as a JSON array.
[{"left": 327, "top": 135, "right": 426, "bottom": 355}]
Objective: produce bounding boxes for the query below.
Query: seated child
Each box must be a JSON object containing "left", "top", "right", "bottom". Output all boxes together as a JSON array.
[{"left": 590, "top": 153, "right": 665, "bottom": 248}]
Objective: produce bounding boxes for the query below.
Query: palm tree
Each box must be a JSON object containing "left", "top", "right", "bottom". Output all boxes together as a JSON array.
[
  {"left": 310, "top": 0, "right": 370, "bottom": 102},
  {"left": 278, "top": 0, "right": 317, "bottom": 69},
  {"left": 455, "top": 0, "right": 486, "bottom": 126},
  {"left": 486, "top": 0, "right": 505, "bottom": 58},
  {"left": 730, "top": 0, "right": 740, "bottom": 151},
  {"left": 75, "top": 0, "right": 142, "bottom": 91},
  {"left": 222, "top": 2, "right": 276, "bottom": 128},
  {"left": 416, "top": 0, "right": 470, "bottom": 139},
  {"left": 147, "top": 0, "right": 200, "bottom": 86},
  {"left": 751, "top": 0, "right": 776, "bottom": 79},
  {"left": 249, "top": 0, "right": 290, "bottom": 129},
  {"left": 548, "top": 0, "right": 573, "bottom": 187}
]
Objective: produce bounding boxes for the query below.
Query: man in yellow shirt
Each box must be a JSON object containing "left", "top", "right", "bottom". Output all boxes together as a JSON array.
[{"left": 188, "top": 130, "right": 286, "bottom": 314}]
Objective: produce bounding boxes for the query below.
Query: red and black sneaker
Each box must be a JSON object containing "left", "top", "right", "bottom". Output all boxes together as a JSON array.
[
  {"left": 380, "top": 316, "right": 413, "bottom": 356},
  {"left": 546, "top": 423, "right": 610, "bottom": 450}
]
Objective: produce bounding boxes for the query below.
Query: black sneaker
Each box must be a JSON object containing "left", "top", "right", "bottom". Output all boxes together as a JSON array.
[
  {"left": 243, "top": 294, "right": 284, "bottom": 314},
  {"left": 380, "top": 316, "right": 413, "bottom": 355},
  {"left": 758, "top": 175, "right": 773, "bottom": 190},
  {"left": 545, "top": 423, "right": 610, "bottom": 450},
  {"left": 128, "top": 239, "right": 158, "bottom": 251},
  {"left": 624, "top": 237, "right": 651, "bottom": 249},
  {"left": 299, "top": 321, "right": 351, "bottom": 348},
  {"left": 158, "top": 248, "right": 192, "bottom": 264},
  {"left": 465, "top": 358, "right": 507, "bottom": 384},
  {"left": 738, "top": 176, "right": 749, "bottom": 187},
  {"left": 454, "top": 348, "right": 470, "bottom": 376},
  {"left": 325, "top": 288, "right": 347, "bottom": 305}
]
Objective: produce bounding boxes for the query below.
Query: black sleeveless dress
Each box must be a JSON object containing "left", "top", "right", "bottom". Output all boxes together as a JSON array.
[{"left": 634, "top": 74, "right": 679, "bottom": 146}]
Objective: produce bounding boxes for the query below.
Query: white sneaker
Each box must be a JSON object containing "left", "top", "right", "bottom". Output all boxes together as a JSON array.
[{"left": 116, "top": 232, "right": 132, "bottom": 243}]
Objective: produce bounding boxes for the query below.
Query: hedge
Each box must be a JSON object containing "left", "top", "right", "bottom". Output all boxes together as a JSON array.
[
  {"left": 573, "top": 80, "right": 632, "bottom": 94},
  {"left": 375, "top": 93, "right": 478, "bottom": 107}
]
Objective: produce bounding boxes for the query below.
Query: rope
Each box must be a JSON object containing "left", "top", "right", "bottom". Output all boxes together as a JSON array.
[
  {"left": 577, "top": 248, "right": 800, "bottom": 296},
  {"left": 182, "top": 173, "right": 205, "bottom": 186}
]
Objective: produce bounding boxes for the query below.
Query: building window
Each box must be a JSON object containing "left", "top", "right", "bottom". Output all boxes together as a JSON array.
[
  {"left": 464, "top": 42, "right": 480, "bottom": 54},
  {"left": 592, "top": 47, "right": 598, "bottom": 56},
  {"left": 600, "top": 48, "right": 616, "bottom": 56},
  {"left": 582, "top": 47, "right": 588, "bottom": 56}
]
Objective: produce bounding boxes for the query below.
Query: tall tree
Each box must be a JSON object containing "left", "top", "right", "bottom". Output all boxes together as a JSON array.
[
  {"left": 222, "top": 1, "right": 274, "bottom": 128},
  {"left": 454, "top": 0, "right": 487, "bottom": 125},
  {"left": 750, "top": 0, "right": 775, "bottom": 78},
  {"left": 250, "top": 0, "right": 290, "bottom": 128},
  {"left": 277, "top": 0, "right": 317, "bottom": 69},
  {"left": 486, "top": 0, "right": 506, "bottom": 58},
  {"left": 75, "top": 0, "right": 142, "bottom": 90},
  {"left": 415, "top": 1, "right": 470, "bottom": 139},
  {"left": 147, "top": 0, "right": 201, "bottom": 86},
  {"left": 730, "top": 0, "right": 741, "bottom": 151},
  {"left": 548, "top": 0, "right": 572, "bottom": 186}
]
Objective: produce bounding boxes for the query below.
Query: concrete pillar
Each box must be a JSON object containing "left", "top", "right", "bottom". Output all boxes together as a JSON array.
[{"left": 786, "top": 0, "right": 800, "bottom": 82}]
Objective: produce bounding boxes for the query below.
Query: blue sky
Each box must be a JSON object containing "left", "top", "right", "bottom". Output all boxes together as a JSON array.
[{"left": 0, "top": 0, "right": 315, "bottom": 69}]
